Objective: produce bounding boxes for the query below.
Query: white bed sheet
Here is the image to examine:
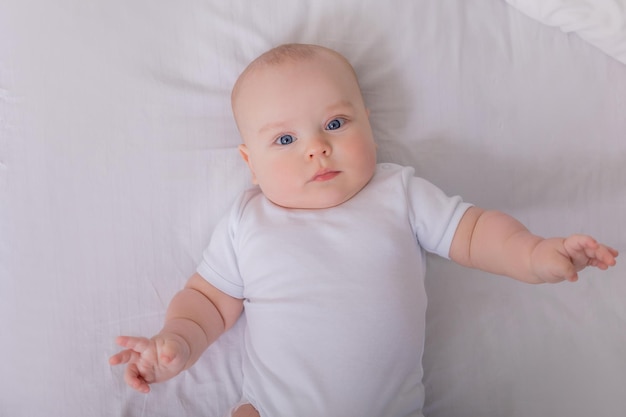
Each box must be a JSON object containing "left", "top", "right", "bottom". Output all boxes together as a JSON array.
[
  {"left": 1, "top": 1, "right": 625, "bottom": 416},
  {"left": 506, "top": 0, "right": 626, "bottom": 65}
]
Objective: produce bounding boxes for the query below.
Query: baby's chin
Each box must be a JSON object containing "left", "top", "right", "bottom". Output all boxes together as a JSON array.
[
  {"left": 264, "top": 187, "right": 365, "bottom": 210},
  {"left": 259, "top": 168, "right": 376, "bottom": 209},
  {"left": 268, "top": 199, "right": 349, "bottom": 210}
]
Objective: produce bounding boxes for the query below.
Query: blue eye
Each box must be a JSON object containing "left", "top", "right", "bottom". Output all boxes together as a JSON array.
[
  {"left": 275, "top": 134, "right": 295, "bottom": 145},
  {"left": 326, "top": 118, "right": 344, "bottom": 130}
]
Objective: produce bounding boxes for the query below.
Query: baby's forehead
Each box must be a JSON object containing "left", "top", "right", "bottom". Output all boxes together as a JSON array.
[
  {"left": 233, "top": 49, "right": 354, "bottom": 98},
  {"left": 245, "top": 50, "right": 332, "bottom": 82},
  {"left": 231, "top": 46, "right": 363, "bottom": 129},
  {"left": 258, "top": 47, "right": 353, "bottom": 76}
]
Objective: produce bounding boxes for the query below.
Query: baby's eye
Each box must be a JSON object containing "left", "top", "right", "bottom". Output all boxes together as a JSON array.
[
  {"left": 326, "top": 118, "right": 344, "bottom": 131},
  {"left": 275, "top": 134, "right": 295, "bottom": 145}
]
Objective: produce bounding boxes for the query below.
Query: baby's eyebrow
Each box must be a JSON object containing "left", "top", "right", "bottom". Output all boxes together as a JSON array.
[
  {"left": 256, "top": 100, "right": 356, "bottom": 135},
  {"left": 258, "top": 121, "right": 290, "bottom": 136},
  {"left": 325, "top": 100, "right": 355, "bottom": 114}
]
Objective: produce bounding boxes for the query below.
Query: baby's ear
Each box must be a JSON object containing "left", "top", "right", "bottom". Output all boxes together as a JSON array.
[
  {"left": 238, "top": 144, "right": 251, "bottom": 163},
  {"left": 238, "top": 144, "right": 258, "bottom": 184}
]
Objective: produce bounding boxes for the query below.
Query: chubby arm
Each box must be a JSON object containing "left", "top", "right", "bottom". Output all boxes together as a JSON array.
[
  {"left": 449, "top": 207, "right": 618, "bottom": 284},
  {"left": 160, "top": 273, "right": 244, "bottom": 367},
  {"left": 109, "top": 273, "right": 243, "bottom": 393}
]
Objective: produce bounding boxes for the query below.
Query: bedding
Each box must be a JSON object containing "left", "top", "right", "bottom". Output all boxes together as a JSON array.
[
  {"left": 506, "top": 0, "right": 626, "bottom": 64},
  {"left": 1, "top": 0, "right": 625, "bottom": 416}
]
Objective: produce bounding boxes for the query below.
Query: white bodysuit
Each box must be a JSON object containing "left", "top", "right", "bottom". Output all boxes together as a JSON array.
[{"left": 197, "top": 163, "right": 471, "bottom": 417}]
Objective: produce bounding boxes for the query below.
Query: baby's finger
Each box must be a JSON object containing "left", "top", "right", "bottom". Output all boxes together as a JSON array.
[
  {"left": 593, "top": 245, "right": 618, "bottom": 267},
  {"left": 124, "top": 363, "right": 151, "bottom": 394},
  {"left": 571, "top": 235, "right": 598, "bottom": 251},
  {"left": 606, "top": 246, "right": 619, "bottom": 258},
  {"left": 109, "top": 349, "right": 137, "bottom": 366},
  {"left": 115, "top": 336, "right": 152, "bottom": 353}
]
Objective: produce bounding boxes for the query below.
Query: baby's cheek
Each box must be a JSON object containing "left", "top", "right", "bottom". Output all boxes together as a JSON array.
[
  {"left": 349, "top": 141, "right": 377, "bottom": 172},
  {"left": 262, "top": 164, "right": 299, "bottom": 202}
]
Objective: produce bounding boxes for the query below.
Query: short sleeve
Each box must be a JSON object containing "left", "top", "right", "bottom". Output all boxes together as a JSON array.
[
  {"left": 402, "top": 168, "right": 472, "bottom": 259},
  {"left": 196, "top": 198, "right": 245, "bottom": 299}
]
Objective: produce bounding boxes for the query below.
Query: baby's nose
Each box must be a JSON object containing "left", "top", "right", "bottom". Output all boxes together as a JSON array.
[{"left": 307, "top": 138, "right": 331, "bottom": 159}]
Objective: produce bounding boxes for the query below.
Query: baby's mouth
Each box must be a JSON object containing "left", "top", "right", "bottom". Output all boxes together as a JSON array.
[{"left": 310, "top": 169, "right": 341, "bottom": 182}]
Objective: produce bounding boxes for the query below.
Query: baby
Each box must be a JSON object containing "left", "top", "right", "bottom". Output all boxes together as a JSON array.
[{"left": 109, "top": 43, "right": 618, "bottom": 417}]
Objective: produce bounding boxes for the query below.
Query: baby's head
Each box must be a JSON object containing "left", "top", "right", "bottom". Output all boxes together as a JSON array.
[{"left": 232, "top": 43, "right": 377, "bottom": 209}]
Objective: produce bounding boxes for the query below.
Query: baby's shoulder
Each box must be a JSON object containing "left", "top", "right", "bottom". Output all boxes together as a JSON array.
[
  {"left": 373, "top": 163, "right": 418, "bottom": 183},
  {"left": 371, "top": 162, "right": 430, "bottom": 194}
]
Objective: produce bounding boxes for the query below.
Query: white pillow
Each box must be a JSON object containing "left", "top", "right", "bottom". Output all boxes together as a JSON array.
[{"left": 506, "top": 0, "right": 626, "bottom": 65}]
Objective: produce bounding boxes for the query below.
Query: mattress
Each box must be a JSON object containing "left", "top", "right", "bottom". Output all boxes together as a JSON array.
[{"left": 1, "top": 0, "right": 625, "bottom": 416}]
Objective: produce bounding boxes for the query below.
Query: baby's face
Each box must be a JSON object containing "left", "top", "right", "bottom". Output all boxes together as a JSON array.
[{"left": 234, "top": 52, "right": 377, "bottom": 209}]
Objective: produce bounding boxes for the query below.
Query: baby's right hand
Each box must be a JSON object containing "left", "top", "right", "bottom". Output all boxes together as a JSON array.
[{"left": 108, "top": 333, "right": 190, "bottom": 393}]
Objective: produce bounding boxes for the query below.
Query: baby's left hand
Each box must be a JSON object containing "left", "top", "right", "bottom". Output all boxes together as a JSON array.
[{"left": 531, "top": 234, "right": 618, "bottom": 283}]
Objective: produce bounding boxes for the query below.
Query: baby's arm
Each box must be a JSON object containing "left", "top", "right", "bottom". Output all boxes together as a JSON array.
[
  {"left": 109, "top": 273, "right": 243, "bottom": 393},
  {"left": 449, "top": 207, "right": 618, "bottom": 284}
]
